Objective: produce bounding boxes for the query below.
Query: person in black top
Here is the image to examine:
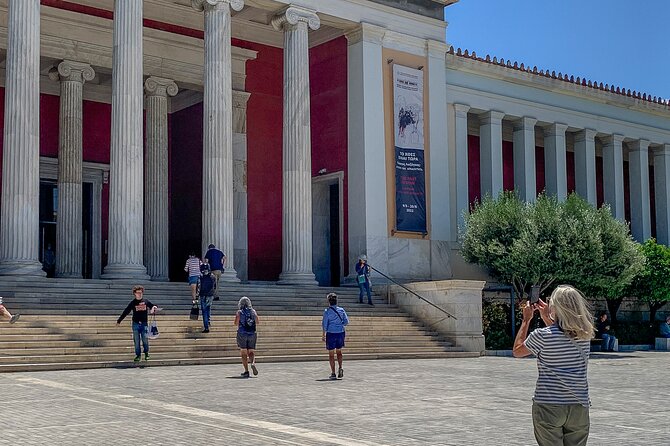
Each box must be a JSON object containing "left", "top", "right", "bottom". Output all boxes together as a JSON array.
[
  {"left": 596, "top": 311, "right": 617, "bottom": 352},
  {"left": 199, "top": 264, "right": 216, "bottom": 333},
  {"left": 117, "top": 286, "right": 158, "bottom": 362}
]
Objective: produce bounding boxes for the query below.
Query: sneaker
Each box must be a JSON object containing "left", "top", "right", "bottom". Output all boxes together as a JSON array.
[
  {"left": 213, "top": 296, "right": 220, "bottom": 301},
  {"left": 241, "top": 371, "right": 250, "bottom": 378},
  {"left": 329, "top": 373, "right": 337, "bottom": 380},
  {"left": 9, "top": 314, "right": 20, "bottom": 324},
  {"left": 144, "top": 354, "right": 151, "bottom": 361},
  {"left": 133, "top": 356, "right": 141, "bottom": 362},
  {"left": 202, "top": 329, "right": 210, "bottom": 333},
  {"left": 250, "top": 363, "right": 258, "bottom": 376},
  {"left": 338, "top": 368, "right": 344, "bottom": 378}
]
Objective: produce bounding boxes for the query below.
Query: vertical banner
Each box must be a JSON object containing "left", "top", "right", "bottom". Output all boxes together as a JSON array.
[{"left": 393, "top": 65, "right": 426, "bottom": 233}]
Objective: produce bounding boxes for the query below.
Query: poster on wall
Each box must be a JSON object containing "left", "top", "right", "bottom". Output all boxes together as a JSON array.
[{"left": 393, "top": 64, "right": 426, "bottom": 233}]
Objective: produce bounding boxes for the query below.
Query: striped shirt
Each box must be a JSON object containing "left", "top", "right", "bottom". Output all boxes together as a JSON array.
[
  {"left": 184, "top": 257, "right": 201, "bottom": 277},
  {"left": 524, "top": 324, "right": 591, "bottom": 407}
]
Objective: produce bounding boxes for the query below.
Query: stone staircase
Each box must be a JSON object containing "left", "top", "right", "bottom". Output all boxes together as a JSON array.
[{"left": 0, "top": 278, "right": 478, "bottom": 372}]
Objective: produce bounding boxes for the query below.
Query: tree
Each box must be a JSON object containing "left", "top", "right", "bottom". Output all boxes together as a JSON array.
[
  {"left": 629, "top": 239, "right": 670, "bottom": 325},
  {"left": 461, "top": 192, "right": 643, "bottom": 314}
]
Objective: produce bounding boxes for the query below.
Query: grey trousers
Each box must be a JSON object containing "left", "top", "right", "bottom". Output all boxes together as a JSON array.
[{"left": 532, "top": 402, "right": 590, "bottom": 446}]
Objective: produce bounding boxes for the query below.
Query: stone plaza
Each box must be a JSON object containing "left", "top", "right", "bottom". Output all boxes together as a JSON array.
[{"left": 1, "top": 353, "right": 667, "bottom": 445}]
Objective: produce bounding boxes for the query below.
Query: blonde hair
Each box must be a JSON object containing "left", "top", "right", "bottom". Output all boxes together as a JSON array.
[
  {"left": 238, "top": 296, "right": 252, "bottom": 310},
  {"left": 548, "top": 285, "right": 595, "bottom": 341}
]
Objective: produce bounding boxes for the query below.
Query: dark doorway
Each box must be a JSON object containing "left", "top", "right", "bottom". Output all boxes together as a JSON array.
[{"left": 328, "top": 183, "right": 341, "bottom": 286}]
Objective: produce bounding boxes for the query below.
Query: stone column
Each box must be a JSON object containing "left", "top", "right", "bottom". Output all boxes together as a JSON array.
[
  {"left": 144, "top": 77, "right": 178, "bottom": 281},
  {"left": 102, "top": 0, "right": 149, "bottom": 279},
  {"left": 543, "top": 123, "right": 568, "bottom": 201},
  {"left": 0, "top": 0, "right": 44, "bottom": 277},
  {"left": 654, "top": 144, "right": 670, "bottom": 245},
  {"left": 512, "top": 117, "right": 537, "bottom": 202},
  {"left": 602, "top": 134, "right": 625, "bottom": 221},
  {"left": 192, "top": 0, "right": 243, "bottom": 282},
  {"left": 479, "top": 111, "right": 504, "bottom": 198},
  {"left": 48, "top": 61, "right": 95, "bottom": 278},
  {"left": 574, "top": 129, "right": 597, "bottom": 205},
  {"left": 272, "top": 5, "right": 320, "bottom": 285},
  {"left": 454, "top": 104, "right": 470, "bottom": 231},
  {"left": 628, "top": 139, "right": 651, "bottom": 242}
]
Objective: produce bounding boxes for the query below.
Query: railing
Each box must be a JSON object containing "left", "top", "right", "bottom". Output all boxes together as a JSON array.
[{"left": 368, "top": 265, "right": 457, "bottom": 321}]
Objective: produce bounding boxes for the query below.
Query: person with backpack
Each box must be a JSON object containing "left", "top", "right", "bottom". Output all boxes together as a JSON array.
[
  {"left": 116, "top": 286, "right": 159, "bottom": 362},
  {"left": 322, "top": 292, "right": 349, "bottom": 380},
  {"left": 355, "top": 255, "right": 373, "bottom": 305},
  {"left": 234, "top": 296, "right": 259, "bottom": 377},
  {"left": 199, "top": 263, "right": 216, "bottom": 333}
]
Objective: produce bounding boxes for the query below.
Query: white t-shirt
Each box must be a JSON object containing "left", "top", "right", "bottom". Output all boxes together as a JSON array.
[{"left": 524, "top": 324, "right": 591, "bottom": 407}]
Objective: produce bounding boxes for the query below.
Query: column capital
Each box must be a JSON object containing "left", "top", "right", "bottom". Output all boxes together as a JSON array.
[
  {"left": 48, "top": 60, "right": 95, "bottom": 84},
  {"left": 513, "top": 116, "right": 537, "bottom": 131},
  {"left": 453, "top": 103, "right": 470, "bottom": 117},
  {"left": 191, "top": 0, "right": 244, "bottom": 12},
  {"left": 345, "top": 22, "right": 385, "bottom": 46},
  {"left": 479, "top": 110, "right": 505, "bottom": 124},
  {"left": 629, "top": 139, "right": 650, "bottom": 152},
  {"left": 601, "top": 133, "right": 625, "bottom": 146},
  {"left": 271, "top": 5, "right": 320, "bottom": 32},
  {"left": 144, "top": 76, "right": 178, "bottom": 98},
  {"left": 543, "top": 123, "right": 568, "bottom": 136},
  {"left": 574, "top": 128, "right": 597, "bottom": 142},
  {"left": 653, "top": 143, "right": 670, "bottom": 156}
]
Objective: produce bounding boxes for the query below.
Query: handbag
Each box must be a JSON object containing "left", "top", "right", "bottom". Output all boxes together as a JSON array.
[
  {"left": 148, "top": 314, "right": 159, "bottom": 339},
  {"left": 189, "top": 301, "right": 200, "bottom": 320}
]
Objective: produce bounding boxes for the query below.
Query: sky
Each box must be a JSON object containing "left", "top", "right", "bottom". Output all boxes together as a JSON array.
[{"left": 444, "top": 0, "right": 670, "bottom": 100}]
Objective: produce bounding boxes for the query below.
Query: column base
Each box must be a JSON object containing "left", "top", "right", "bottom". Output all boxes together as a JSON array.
[
  {"left": 150, "top": 275, "right": 170, "bottom": 282},
  {"left": 221, "top": 269, "right": 240, "bottom": 283},
  {"left": 278, "top": 271, "right": 318, "bottom": 286},
  {"left": 56, "top": 272, "right": 83, "bottom": 279},
  {"left": 101, "top": 263, "right": 150, "bottom": 280},
  {"left": 0, "top": 260, "right": 46, "bottom": 277}
]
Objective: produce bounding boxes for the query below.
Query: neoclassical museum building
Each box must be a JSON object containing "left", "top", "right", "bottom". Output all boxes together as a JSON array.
[{"left": 0, "top": 0, "right": 668, "bottom": 286}]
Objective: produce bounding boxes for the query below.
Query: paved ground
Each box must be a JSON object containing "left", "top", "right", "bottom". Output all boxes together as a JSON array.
[{"left": 0, "top": 352, "right": 667, "bottom": 445}]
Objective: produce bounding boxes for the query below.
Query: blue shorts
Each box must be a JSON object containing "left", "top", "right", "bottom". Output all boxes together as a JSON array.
[
  {"left": 326, "top": 332, "right": 345, "bottom": 350},
  {"left": 188, "top": 276, "right": 199, "bottom": 285}
]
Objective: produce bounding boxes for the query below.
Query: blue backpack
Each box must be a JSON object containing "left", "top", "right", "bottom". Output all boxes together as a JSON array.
[{"left": 241, "top": 308, "right": 256, "bottom": 332}]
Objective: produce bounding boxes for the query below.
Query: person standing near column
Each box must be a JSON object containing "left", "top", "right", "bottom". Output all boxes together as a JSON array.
[
  {"left": 204, "top": 243, "right": 226, "bottom": 299},
  {"left": 355, "top": 255, "right": 373, "bottom": 305},
  {"left": 322, "top": 292, "right": 349, "bottom": 380},
  {"left": 184, "top": 252, "right": 202, "bottom": 303}
]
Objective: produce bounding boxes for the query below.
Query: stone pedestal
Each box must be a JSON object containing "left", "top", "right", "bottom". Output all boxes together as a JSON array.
[
  {"left": 574, "top": 129, "right": 597, "bottom": 205},
  {"left": 192, "top": 0, "right": 243, "bottom": 282},
  {"left": 102, "top": 0, "right": 149, "bottom": 279},
  {"left": 49, "top": 61, "right": 95, "bottom": 279},
  {"left": 0, "top": 0, "right": 44, "bottom": 277},
  {"left": 513, "top": 117, "right": 537, "bottom": 202},
  {"left": 144, "top": 77, "right": 178, "bottom": 281},
  {"left": 389, "top": 280, "right": 486, "bottom": 353},
  {"left": 479, "top": 111, "right": 504, "bottom": 198},
  {"left": 273, "top": 6, "right": 320, "bottom": 285},
  {"left": 543, "top": 123, "right": 568, "bottom": 201}
]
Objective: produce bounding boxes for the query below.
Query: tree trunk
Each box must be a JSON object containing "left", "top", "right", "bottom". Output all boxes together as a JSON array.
[
  {"left": 649, "top": 301, "right": 668, "bottom": 327},
  {"left": 606, "top": 298, "right": 623, "bottom": 324}
]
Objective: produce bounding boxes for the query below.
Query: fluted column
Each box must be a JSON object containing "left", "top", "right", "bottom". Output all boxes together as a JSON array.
[
  {"left": 574, "top": 129, "right": 597, "bottom": 205},
  {"left": 192, "top": 0, "right": 242, "bottom": 282},
  {"left": 479, "top": 111, "right": 504, "bottom": 198},
  {"left": 602, "top": 134, "right": 625, "bottom": 221},
  {"left": 454, "top": 104, "right": 470, "bottom": 230},
  {"left": 273, "top": 6, "right": 320, "bottom": 285},
  {"left": 102, "top": 0, "right": 149, "bottom": 279},
  {"left": 144, "top": 77, "right": 178, "bottom": 281},
  {"left": 48, "top": 61, "right": 95, "bottom": 278},
  {"left": 0, "top": 0, "right": 44, "bottom": 277},
  {"left": 513, "top": 117, "right": 537, "bottom": 202},
  {"left": 654, "top": 144, "right": 670, "bottom": 246},
  {"left": 629, "top": 139, "right": 651, "bottom": 242},
  {"left": 543, "top": 123, "right": 568, "bottom": 201}
]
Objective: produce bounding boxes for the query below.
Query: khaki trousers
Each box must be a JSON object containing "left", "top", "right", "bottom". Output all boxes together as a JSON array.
[
  {"left": 532, "top": 403, "right": 590, "bottom": 446},
  {"left": 211, "top": 270, "right": 222, "bottom": 296}
]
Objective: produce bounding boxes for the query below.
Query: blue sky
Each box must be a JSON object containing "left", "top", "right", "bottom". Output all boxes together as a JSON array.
[{"left": 444, "top": 0, "right": 670, "bottom": 100}]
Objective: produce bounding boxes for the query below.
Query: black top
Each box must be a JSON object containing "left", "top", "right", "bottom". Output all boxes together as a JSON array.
[
  {"left": 117, "top": 298, "right": 155, "bottom": 325},
  {"left": 199, "top": 274, "right": 215, "bottom": 297},
  {"left": 596, "top": 319, "right": 610, "bottom": 338}
]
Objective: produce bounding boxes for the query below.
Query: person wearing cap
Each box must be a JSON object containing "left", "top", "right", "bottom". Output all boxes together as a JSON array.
[
  {"left": 199, "top": 263, "right": 216, "bottom": 333},
  {"left": 0, "top": 296, "right": 20, "bottom": 324},
  {"left": 322, "top": 293, "right": 349, "bottom": 379},
  {"left": 355, "top": 255, "right": 373, "bottom": 305},
  {"left": 204, "top": 243, "right": 226, "bottom": 299}
]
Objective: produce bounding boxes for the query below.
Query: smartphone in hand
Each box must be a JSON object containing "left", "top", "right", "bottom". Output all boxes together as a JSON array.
[{"left": 529, "top": 285, "right": 540, "bottom": 305}]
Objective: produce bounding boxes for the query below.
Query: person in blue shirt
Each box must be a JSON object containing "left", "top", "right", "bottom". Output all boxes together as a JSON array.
[
  {"left": 355, "top": 255, "right": 373, "bottom": 306},
  {"left": 204, "top": 244, "right": 226, "bottom": 300},
  {"left": 660, "top": 316, "right": 670, "bottom": 338},
  {"left": 322, "top": 292, "right": 349, "bottom": 380}
]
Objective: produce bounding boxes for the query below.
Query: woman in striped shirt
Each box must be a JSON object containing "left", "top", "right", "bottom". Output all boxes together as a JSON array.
[
  {"left": 513, "top": 285, "right": 595, "bottom": 446},
  {"left": 184, "top": 252, "right": 202, "bottom": 303}
]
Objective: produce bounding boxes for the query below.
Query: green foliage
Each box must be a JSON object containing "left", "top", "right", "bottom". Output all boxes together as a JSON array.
[
  {"left": 461, "top": 192, "right": 643, "bottom": 303},
  {"left": 629, "top": 239, "right": 670, "bottom": 318},
  {"left": 612, "top": 321, "right": 656, "bottom": 345},
  {"left": 482, "top": 301, "right": 513, "bottom": 350}
]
